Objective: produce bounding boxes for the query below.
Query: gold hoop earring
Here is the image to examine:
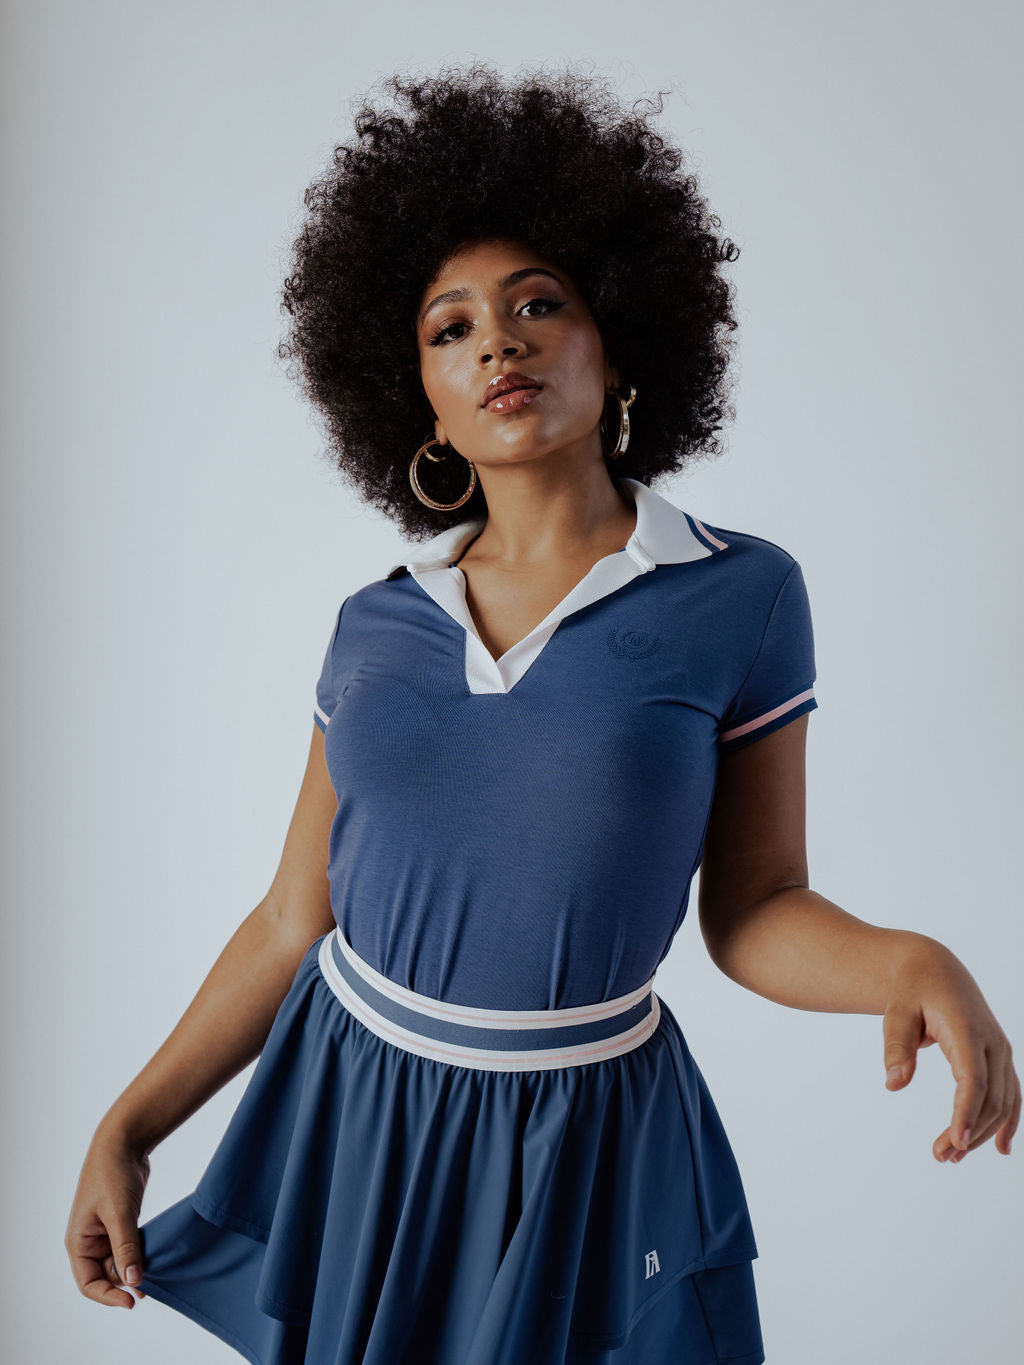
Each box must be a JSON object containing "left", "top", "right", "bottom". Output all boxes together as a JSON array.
[
  {"left": 601, "top": 384, "right": 637, "bottom": 459},
  {"left": 409, "top": 437, "right": 478, "bottom": 510}
]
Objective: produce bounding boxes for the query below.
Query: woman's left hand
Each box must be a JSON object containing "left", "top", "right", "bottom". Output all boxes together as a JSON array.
[{"left": 882, "top": 936, "right": 1019, "bottom": 1164}]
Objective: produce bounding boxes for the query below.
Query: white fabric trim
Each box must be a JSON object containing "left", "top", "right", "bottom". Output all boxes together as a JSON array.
[
  {"left": 317, "top": 931, "right": 662, "bottom": 1072},
  {"left": 390, "top": 478, "right": 727, "bottom": 694},
  {"left": 389, "top": 477, "right": 724, "bottom": 576},
  {"left": 333, "top": 924, "right": 657, "bottom": 1028}
]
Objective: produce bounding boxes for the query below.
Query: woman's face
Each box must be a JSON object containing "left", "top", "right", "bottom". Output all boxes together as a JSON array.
[{"left": 415, "top": 237, "right": 619, "bottom": 471}]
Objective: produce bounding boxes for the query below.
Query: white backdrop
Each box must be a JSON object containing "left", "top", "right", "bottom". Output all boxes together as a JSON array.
[{"left": 3, "top": 2, "right": 1021, "bottom": 1361}]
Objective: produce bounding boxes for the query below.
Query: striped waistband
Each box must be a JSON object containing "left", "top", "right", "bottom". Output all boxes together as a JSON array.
[{"left": 316, "top": 926, "right": 662, "bottom": 1073}]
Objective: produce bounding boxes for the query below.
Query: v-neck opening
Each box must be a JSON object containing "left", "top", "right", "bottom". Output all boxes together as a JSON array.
[
  {"left": 392, "top": 476, "right": 727, "bottom": 696},
  {"left": 407, "top": 540, "right": 651, "bottom": 696},
  {"left": 447, "top": 544, "right": 632, "bottom": 671},
  {"left": 445, "top": 490, "right": 641, "bottom": 673}
]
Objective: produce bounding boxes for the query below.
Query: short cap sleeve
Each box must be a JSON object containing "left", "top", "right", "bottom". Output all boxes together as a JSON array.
[
  {"left": 718, "top": 560, "right": 818, "bottom": 753},
  {"left": 313, "top": 598, "right": 348, "bottom": 733}
]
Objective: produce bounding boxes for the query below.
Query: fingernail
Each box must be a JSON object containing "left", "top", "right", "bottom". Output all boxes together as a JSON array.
[
  {"left": 126, "top": 1265, "right": 140, "bottom": 1285},
  {"left": 887, "top": 1066, "right": 903, "bottom": 1082},
  {"left": 962, "top": 1128, "right": 972, "bottom": 1147}
]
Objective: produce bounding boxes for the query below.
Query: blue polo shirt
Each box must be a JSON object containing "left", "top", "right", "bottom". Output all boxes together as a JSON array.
[{"left": 313, "top": 476, "right": 817, "bottom": 1010}]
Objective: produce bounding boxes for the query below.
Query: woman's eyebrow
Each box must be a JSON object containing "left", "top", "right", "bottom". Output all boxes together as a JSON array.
[{"left": 418, "top": 267, "right": 566, "bottom": 328}]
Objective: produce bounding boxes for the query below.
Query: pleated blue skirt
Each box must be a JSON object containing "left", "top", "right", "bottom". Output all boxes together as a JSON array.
[{"left": 137, "top": 929, "right": 765, "bottom": 1364}]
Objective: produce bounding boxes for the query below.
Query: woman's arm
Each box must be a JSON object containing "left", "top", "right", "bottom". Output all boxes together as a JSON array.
[
  {"left": 66, "top": 723, "right": 339, "bottom": 1307},
  {"left": 699, "top": 716, "right": 917, "bottom": 1013},
  {"left": 95, "top": 723, "right": 339, "bottom": 1155},
  {"left": 698, "top": 715, "right": 1019, "bottom": 1162}
]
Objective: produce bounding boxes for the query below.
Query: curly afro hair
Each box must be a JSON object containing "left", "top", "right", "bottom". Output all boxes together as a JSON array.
[{"left": 278, "top": 61, "right": 741, "bottom": 541}]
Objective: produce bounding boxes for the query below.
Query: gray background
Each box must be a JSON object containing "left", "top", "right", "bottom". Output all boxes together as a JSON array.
[{"left": 2, "top": 1, "right": 1021, "bottom": 1360}]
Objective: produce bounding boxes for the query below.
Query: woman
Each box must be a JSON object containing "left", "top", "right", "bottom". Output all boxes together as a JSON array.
[{"left": 65, "top": 63, "right": 1018, "bottom": 1364}]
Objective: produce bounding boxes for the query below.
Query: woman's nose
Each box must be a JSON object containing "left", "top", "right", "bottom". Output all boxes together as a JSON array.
[{"left": 478, "top": 340, "right": 523, "bottom": 364}]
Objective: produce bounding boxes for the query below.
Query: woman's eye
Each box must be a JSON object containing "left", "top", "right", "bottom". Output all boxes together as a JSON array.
[
  {"left": 428, "top": 321, "right": 468, "bottom": 346},
  {"left": 519, "top": 296, "right": 564, "bottom": 317},
  {"left": 427, "top": 298, "right": 565, "bottom": 346}
]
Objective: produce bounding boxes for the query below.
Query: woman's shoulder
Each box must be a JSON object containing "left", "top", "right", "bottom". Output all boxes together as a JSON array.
[
  {"left": 702, "top": 517, "right": 801, "bottom": 569},
  {"left": 687, "top": 515, "right": 807, "bottom": 608}
]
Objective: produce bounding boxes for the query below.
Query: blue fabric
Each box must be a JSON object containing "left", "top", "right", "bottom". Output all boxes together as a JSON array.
[
  {"left": 139, "top": 938, "right": 764, "bottom": 1363},
  {"left": 718, "top": 559, "right": 818, "bottom": 752},
  {"left": 322, "top": 925, "right": 657, "bottom": 1059},
  {"left": 313, "top": 526, "right": 816, "bottom": 1010},
  {"left": 136, "top": 499, "right": 815, "bottom": 1361}
]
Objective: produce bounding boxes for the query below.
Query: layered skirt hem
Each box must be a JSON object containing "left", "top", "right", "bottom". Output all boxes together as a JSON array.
[{"left": 137, "top": 932, "right": 765, "bottom": 1365}]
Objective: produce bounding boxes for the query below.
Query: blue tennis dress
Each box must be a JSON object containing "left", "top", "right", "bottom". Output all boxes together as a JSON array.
[{"left": 137, "top": 476, "right": 818, "bottom": 1364}]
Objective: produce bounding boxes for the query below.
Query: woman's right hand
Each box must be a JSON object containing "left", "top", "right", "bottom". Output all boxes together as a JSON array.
[
  {"left": 65, "top": 1127, "right": 151, "bottom": 1309},
  {"left": 62, "top": 727, "right": 340, "bottom": 1311}
]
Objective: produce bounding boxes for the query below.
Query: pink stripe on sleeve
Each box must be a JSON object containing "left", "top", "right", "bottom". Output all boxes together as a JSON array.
[{"left": 720, "top": 688, "right": 815, "bottom": 743}]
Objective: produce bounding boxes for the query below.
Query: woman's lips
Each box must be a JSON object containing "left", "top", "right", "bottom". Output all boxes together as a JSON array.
[{"left": 483, "top": 386, "right": 543, "bottom": 414}]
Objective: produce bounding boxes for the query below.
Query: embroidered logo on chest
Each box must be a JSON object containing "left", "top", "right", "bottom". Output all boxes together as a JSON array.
[{"left": 608, "top": 627, "right": 659, "bottom": 659}]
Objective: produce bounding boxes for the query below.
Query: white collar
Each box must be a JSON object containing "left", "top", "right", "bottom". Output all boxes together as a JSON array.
[{"left": 386, "top": 477, "right": 728, "bottom": 578}]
